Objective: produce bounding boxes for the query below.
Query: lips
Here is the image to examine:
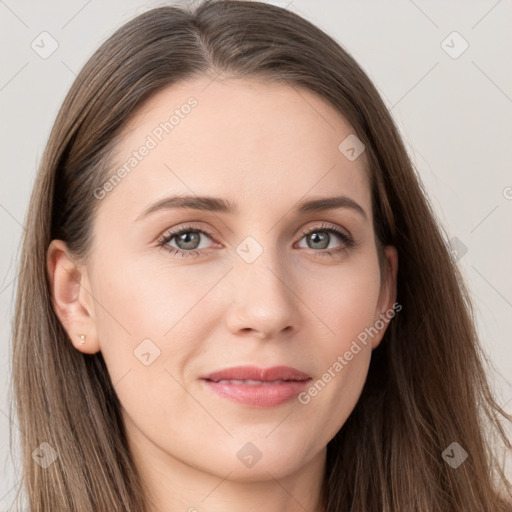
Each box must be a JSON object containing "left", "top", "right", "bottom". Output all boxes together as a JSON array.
[
  {"left": 201, "top": 365, "right": 311, "bottom": 383},
  {"left": 200, "top": 366, "right": 312, "bottom": 407}
]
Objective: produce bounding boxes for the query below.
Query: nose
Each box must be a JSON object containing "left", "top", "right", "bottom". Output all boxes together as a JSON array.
[{"left": 224, "top": 249, "right": 302, "bottom": 340}]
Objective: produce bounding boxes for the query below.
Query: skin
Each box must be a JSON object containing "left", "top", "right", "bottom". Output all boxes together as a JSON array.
[{"left": 47, "top": 76, "right": 398, "bottom": 512}]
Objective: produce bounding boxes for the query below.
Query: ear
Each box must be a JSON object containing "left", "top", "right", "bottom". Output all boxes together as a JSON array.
[
  {"left": 371, "top": 245, "right": 399, "bottom": 350},
  {"left": 46, "top": 239, "right": 100, "bottom": 354}
]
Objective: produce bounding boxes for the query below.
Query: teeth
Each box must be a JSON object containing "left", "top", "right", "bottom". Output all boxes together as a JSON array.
[{"left": 215, "top": 379, "right": 288, "bottom": 386}]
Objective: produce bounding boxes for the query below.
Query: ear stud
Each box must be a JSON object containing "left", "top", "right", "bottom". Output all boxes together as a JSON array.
[{"left": 78, "top": 334, "right": 86, "bottom": 345}]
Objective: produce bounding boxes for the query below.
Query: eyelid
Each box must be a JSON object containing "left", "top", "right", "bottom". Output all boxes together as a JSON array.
[
  {"left": 157, "top": 223, "right": 219, "bottom": 246},
  {"left": 297, "top": 221, "right": 352, "bottom": 240}
]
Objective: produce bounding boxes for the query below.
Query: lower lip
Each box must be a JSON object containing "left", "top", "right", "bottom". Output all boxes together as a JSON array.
[{"left": 201, "top": 379, "right": 311, "bottom": 408}]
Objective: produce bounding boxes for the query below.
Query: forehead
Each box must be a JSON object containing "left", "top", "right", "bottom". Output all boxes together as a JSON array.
[{"left": 102, "top": 76, "right": 371, "bottom": 222}]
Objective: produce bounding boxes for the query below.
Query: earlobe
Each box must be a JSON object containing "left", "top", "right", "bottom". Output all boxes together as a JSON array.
[{"left": 46, "top": 240, "right": 100, "bottom": 354}]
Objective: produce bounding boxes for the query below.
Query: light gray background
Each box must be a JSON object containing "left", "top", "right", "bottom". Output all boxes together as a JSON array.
[{"left": 1, "top": 0, "right": 511, "bottom": 506}]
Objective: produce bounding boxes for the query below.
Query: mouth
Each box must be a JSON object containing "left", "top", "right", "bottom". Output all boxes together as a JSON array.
[{"left": 199, "top": 365, "right": 312, "bottom": 407}]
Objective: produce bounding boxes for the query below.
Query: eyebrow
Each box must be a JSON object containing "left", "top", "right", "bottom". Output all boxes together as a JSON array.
[{"left": 135, "top": 194, "right": 368, "bottom": 221}]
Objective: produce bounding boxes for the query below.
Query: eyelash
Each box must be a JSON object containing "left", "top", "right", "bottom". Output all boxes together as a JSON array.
[{"left": 157, "top": 222, "right": 356, "bottom": 259}]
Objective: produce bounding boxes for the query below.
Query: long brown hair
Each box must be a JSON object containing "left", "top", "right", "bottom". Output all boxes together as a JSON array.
[{"left": 10, "top": 1, "right": 512, "bottom": 510}]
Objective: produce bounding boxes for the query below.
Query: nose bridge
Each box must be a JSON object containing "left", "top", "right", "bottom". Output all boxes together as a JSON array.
[
  {"left": 234, "top": 234, "right": 292, "bottom": 302},
  {"left": 226, "top": 234, "right": 299, "bottom": 337}
]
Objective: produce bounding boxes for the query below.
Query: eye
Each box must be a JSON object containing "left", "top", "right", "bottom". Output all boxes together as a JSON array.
[
  {"left": 157, "top": 224, "right": 216, "bottom": 258},
  {"left": 157, "top": 222, "right": 356, "bottom": 259},
  {"left": 296, "top": 222, "right": 355, "bottom": 258}
]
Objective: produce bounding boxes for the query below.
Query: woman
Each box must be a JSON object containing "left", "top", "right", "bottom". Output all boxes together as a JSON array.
[{"left": 11, "top": 0, "right": 512, "bottom": 510}]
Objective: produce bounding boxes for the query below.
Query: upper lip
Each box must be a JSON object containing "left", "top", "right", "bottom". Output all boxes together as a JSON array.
[{"left": 201, "top": 365, "right": 311, "bottom": 382}]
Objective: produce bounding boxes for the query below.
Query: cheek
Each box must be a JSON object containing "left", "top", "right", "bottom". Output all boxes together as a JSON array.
[
  {"left": 292, "top": 257, "right": 380, "bottom": 438},
  {"left": 90, "top": 250, "right": 208, "bottom": 348},
  {"left": 295, "top": 309, "right": 374, "bottom": 451},
  {"left": 86, "top": 259, "right": 185, "bottom": 398},
  {"left": 89, "top": 258, "right": 200, "bottom": 438},
  {"left": 306, "top": 252, "right": 382, "bottom": 340}
]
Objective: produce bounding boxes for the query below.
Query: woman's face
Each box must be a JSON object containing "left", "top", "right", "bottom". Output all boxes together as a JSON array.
[{"left": 50, "top": 77, "right": 397, "bottom": 487}]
